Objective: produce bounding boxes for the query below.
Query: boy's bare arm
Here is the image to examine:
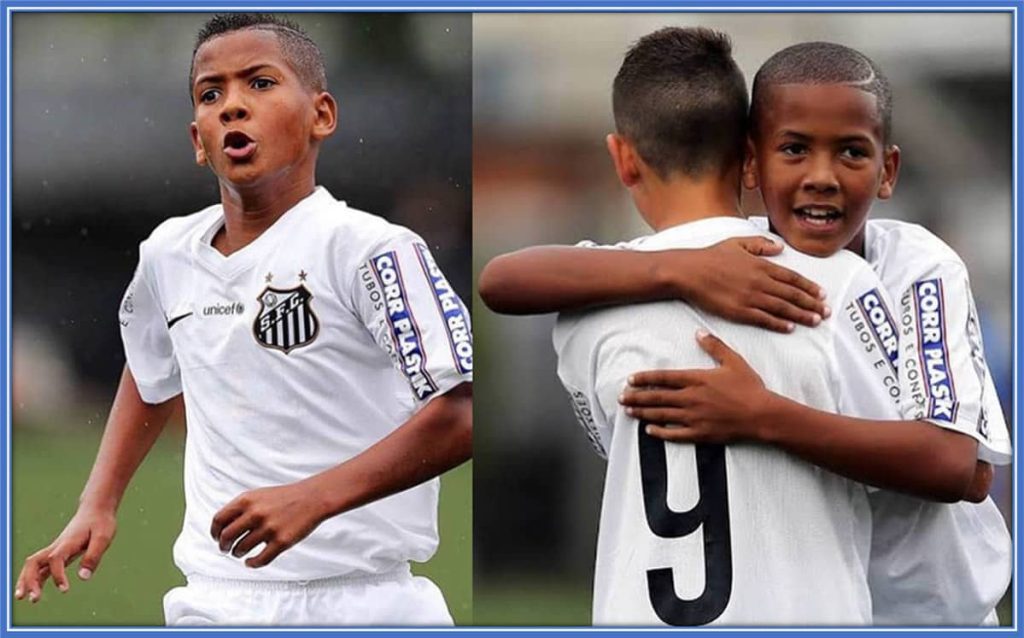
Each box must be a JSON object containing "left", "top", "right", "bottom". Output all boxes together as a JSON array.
[
  {"left": 210, "top": 382, "right": 472, "bottom": 568},
  {"left": 963, "top": 462, "right": 994, "bottom": 504},
  {"left": 479, "top": 245, "right": 673, "bottom": 314},
  {"left": 478, "top": 238, "right": 828, "bottom": 332},
  {"left": 622, "top": 334, "right": 978, "bottom": 503},
  {"left": 15, "top": 366, "right": 176, "bottom": 602}
]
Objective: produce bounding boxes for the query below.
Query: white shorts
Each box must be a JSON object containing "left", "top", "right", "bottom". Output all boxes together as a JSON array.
[{"left": 163, "top": 565, "right": 453, "bottom": 626}]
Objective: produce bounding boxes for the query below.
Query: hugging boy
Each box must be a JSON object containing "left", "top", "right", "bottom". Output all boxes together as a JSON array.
[
  {"left": 480, "top": 35, "right": 1010, "bottom": 625},
  {"left": 17, "top": 14, "right": 472, "bottom": 626},
  {"left": 491, "top": 26, "right": 906, "bottom": 625}
]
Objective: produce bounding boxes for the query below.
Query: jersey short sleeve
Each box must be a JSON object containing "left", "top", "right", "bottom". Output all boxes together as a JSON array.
[
  {"left": 353, "top": 230, "right": 472, "bottom": 404},
  {"left": 831, "top": 264, "right": 903, "bottom": 421},
  {"left": 894, "top": 260, "right": 1011, "bottom": 464},
  {"left": 553, "top": 311, "right": 614, "bottom": 460},
  {"left": 118, "top": 241, "right": 182, "bottom": 404},
  {"left": 575, "top": 238, "right": 645, "bottom": 250}
]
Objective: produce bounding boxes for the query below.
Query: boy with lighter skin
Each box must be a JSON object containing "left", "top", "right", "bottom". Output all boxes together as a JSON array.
[
  {"left": 17, "top": 14, "right": 472, "bottom": 626},
  {"left": 480, "top": 41, "right": 1010, "bottom": 625}
]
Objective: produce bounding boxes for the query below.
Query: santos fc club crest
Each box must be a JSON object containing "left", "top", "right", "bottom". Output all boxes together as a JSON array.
[{"left": 252, "top": 284, "right": 320, "bottom": 354}]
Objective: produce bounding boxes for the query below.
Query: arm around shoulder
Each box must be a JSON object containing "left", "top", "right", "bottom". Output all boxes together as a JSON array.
[
  {"left": 479, "top": 238, "right": 827, "bottom": 331},
  {"left": 479, "top": 245, "right": 673, "bottom": 315}
]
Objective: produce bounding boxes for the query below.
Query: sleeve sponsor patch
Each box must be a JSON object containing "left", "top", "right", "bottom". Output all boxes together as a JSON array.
[
  {"left": 371, "top": 250, "right": 438, "bottom": 400},
  {"left": 358, "top": 261, "right": 401, "bottom": 367},
  {"left": 856, "top": 288, "right": 898, "bottom": 374},
  {"left": 414, "top": 243, "right": 473, "bottom": 375},
  {"left": 914, "top": 278, "right": 959, "bottom": 422},
  {"left": 566, "top": 388, "right": 608, "bottom": 459},
  {"left": 844, "top": 290, "right": 901, "bottom": 404},
  {"left": 119, "top": 276, "right": 137, "bottom": 327}
]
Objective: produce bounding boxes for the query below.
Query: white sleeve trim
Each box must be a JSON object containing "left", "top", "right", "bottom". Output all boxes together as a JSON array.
[
  {"left": 132, "top": 371, "right": 183, "bottom": 405},
  {"left": 921, "top": 417, "right": 1013, "bottom": 466}
]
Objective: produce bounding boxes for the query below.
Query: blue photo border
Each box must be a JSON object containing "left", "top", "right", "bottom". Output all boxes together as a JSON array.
[{"left": 0, "top": 1, "right": 1020, "bottom": 636}]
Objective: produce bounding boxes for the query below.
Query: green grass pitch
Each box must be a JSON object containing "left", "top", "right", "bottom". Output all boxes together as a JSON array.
[{"left": 11, "top": 425, "right": 472, "bottom": 626}]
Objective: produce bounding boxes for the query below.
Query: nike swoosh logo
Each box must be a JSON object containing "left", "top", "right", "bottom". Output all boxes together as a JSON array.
[{"left": 167, "top": 312, "right": 193, "bottom": 329}]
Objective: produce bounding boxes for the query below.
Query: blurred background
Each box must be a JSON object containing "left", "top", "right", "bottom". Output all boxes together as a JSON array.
[
  {"left": 11, "top": 12, "right": 472, "bottom": 625},
  {"left": 473, "top": 13, "right": 1014, "bottom": 625}
]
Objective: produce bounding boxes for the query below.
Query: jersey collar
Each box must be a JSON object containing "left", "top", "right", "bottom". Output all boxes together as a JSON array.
[
  {"left": 639, "top": 216, "right": 768, "bottom": 251},
  {"left": 192, "top": 186, "right": 336, "bottom": 280}
]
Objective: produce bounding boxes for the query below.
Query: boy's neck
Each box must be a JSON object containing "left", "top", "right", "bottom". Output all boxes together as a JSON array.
[
  {"left": 213, "top": 173, "right": 317, "bottom": 256},
  {"left": 635, "top": 166, "right": 743, "bottom": 232}
]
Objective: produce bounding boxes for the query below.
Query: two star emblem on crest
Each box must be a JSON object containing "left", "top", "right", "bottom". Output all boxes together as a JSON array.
[{"left": 264, "top": 270, "right": 308, "bottom": 283}]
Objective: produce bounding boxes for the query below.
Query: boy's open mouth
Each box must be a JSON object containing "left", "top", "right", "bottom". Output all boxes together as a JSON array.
[
  {"left": 793, "top": 205, "right": 843, "bottom": 229},
  {"left": 223, "top": 131, "right": 257, "bottom": 161}
]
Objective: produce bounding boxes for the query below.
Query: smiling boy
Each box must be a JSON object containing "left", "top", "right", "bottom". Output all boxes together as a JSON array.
[
  {"left": 16, "top": 14, "right": 472, "bottom": 626},
  {"left": 479, "top": 40, "right": 1010, "bottom": 625},
  {"left": 636, "top": 42, "right": 1012, "bottom": 625}
]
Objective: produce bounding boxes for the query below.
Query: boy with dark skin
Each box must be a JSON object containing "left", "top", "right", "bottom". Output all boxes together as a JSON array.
[
  {"left": 480, "top": 41, "right": 1009, "bottom": 624},
  {"left": 16, "top": 15, "right": 471, "bottom": 625},
  {"left": 629, "top": 44, "right": 1011, "bottom": 624}
]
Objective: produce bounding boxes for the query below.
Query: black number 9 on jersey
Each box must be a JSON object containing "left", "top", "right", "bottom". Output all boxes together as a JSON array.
[{"left": 638, "top": 422, "right": 732, "bottom": 625}]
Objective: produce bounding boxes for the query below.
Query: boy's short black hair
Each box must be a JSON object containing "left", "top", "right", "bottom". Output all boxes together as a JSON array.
[
  {"left": 751, "top": 42, "right": 892, "bottom": 142},
  {"left": 612, "top": 27, "right": 748, "bottom": 179},
  {"left": 189, "top": 13, "right": 327, "bottom": 100}
]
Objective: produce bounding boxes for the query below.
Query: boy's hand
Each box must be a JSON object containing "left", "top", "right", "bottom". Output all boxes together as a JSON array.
[
  {"left": 211, "top": 479, "right": 330, "bottom": 569},
  {"left": 666, "top": 236, "right": 829, "bottom": 333},
  {"left": 15, "top": 507, "right": 117, "bottom": 603},
  {"left": 620, "top": 330, "right": 770, "bottom": 443}
]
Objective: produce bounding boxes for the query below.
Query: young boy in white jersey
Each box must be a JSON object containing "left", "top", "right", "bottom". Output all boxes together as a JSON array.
[
  {"left": 480, "top": 41, "right": 1010, "bottom": 625},
  {"left": 15, "top": 14, "right": 472, "bottom": 626},
  {"left": 514, "top": 27, "right": 905, "bottom": 625}
]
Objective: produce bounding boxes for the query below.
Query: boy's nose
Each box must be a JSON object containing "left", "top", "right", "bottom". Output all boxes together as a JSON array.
[
  {"left": 219, "top": 100, "right": 249, "bottom": 124},
  {"left": 800, "top": 156, "right": 839, "bottom": 193}
]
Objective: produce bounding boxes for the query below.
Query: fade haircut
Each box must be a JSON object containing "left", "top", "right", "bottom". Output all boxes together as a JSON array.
[
  {"left": 612, "top": 27, "right": 748, "bottom": 179},
  {"left": 189, "top": 13, "right": 327, "bottom": 101},
  {"left": 751, "top": 42, "right": 892, "bottom": 142}
]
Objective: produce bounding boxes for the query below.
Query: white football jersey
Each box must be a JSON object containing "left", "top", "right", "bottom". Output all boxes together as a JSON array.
[
  {"left": 748, "top": 217, "right": 1011, "bottom": 461},
  {"left": 864, "top": 219, "right": 1010, "bottom": 462},
  {"left": 119, "top": 187, "right": 472, "bottom": 581},
  {"left": 864, "top": 219, "right": 1011, "bottom": 625},
  {"left": 750, "top": 216, "right": 1012, "bottom": 625},
  {"left": 554, "top": 216, "right": 902, "bottom": 626}
]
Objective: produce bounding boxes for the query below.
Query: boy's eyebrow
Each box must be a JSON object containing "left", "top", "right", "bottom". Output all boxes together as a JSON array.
[
  {"left": 835, "top": 134, "right": 875, "bottom": 145},
  {"left": 776, "top": 130, "right": 811, "bottom": 141},
  {"left": 193, "top": 63, "right": 281, "bottom": 89},
  {"left": 776, "top": 130, "right": 875, "bottom": 145}
]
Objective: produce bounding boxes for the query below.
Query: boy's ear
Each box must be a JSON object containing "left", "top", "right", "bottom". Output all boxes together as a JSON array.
[
  {"left": 741, "top": 136, "right": 759, "bottom": 190},
  {"left": 877, "top": 144, "right": 901, "bottom": 200},
  {"left": 312, "top": 92, "right": 338, "bottom": 141},
  {"left": 605, "top": 133, "right": 641, "bottom": 188},
  {"left": 189, "top": 122, "right": 207, "bottom": 167}
]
